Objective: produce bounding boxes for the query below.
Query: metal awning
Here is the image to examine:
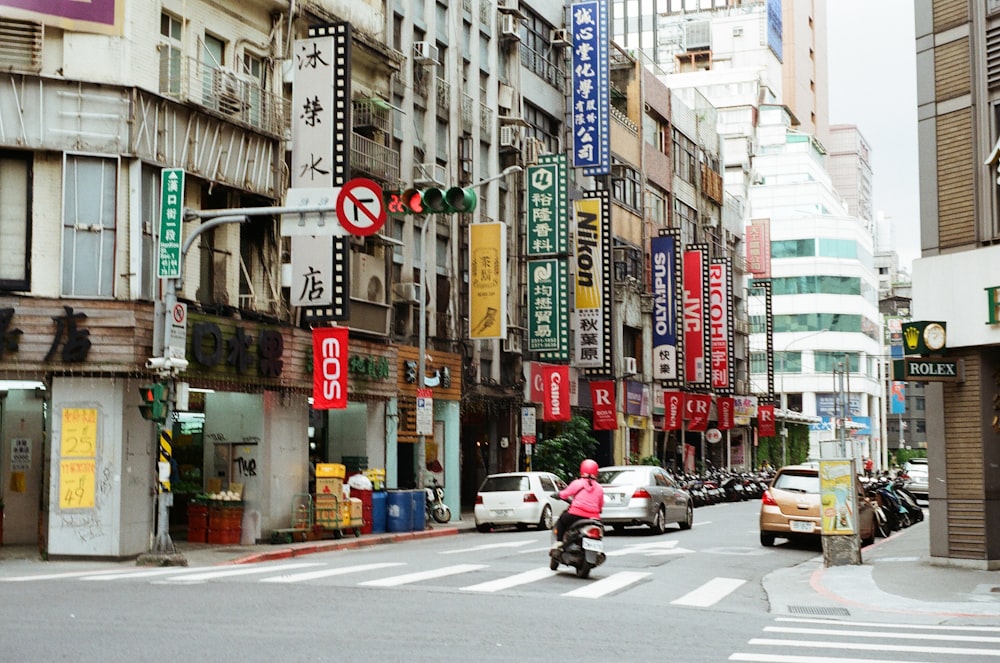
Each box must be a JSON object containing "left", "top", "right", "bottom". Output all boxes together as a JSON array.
[{"left": 775, "top": 408, "right": 821, "bottom": 425}]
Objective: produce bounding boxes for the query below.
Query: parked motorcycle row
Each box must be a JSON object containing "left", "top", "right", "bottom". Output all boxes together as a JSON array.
[
  {"left": 677, "top": 470, "right": 776, "bottom": 507},
  {"left": 862, "top": 473, "right": 924, "bottom": 538}
]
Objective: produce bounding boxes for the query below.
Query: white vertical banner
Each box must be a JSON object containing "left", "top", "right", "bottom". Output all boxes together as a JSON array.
[{"left": 290, "top": 235, "right": 333, "bottom": 306}]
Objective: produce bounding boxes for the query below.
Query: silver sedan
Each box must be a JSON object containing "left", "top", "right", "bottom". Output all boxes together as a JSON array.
[{"left": 597, "top": 465, "right": 694, "bottom": 534}]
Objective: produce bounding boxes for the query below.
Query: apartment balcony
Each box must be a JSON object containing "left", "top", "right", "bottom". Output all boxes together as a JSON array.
[
  {"left": 350, "top": 132, "right": 400, "bottom": 184},
  {"left": 161, "top": 55, "right": 284, "bottom": 137},
  {"left": 352, "top": 98, "right": 393, "bottom": 134}
]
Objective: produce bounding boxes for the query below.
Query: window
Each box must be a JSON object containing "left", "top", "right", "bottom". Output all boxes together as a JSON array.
[
  {"left": 776, "top": 351, "right": 802, "bottom": 373},
  {"left": 611, "top": 160, "right": 641, "bottom": 212},
  {"left": 771, "top": 239, "right": 815, "bottom": 258},
  {"left": 520, "top": 9, "right": 565, "bottom": 90},
  {"left": 771, "top": 275, "right": 862, "bottom": 296},
  {"left": 647, "top": 187, "right": 668, "bottom": 227},
  {"left": 814, "top": 351, "right": 860, "bottom": 373},
  {"left": 139, "top": 165, "right": 160, "bottom": 301},
  {"left": 159, "top": 13, "right": 182, "bottom": 96},
  {"left": 62, "top": 155, "right": 117, "bottom": 297},
  {"left": 672, "top": 128, "right": 696, "bottom": 183},
  {"left": 524, "top": 102, "right": 561, "bottom": 155},
  {"left": 673, "top": 198, "right": 697, "bottom": 244},
  {"left": 0, "top": 151, "right": 31, "bottom": 291}
]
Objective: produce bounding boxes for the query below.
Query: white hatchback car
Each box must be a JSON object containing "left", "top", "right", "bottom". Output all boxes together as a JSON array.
[{"left": 474, "top": 471, "right": 569, "bottom": 532}]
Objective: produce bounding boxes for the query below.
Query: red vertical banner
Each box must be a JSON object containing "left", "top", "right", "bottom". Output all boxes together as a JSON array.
[
  {"left": 709, "top": 259, "right": 733, "bottom": 392},
  {"left": 312, "top": 327, "right": 349, "bottom": 409},
  {"left": 590, "top": 380, "right": 617, "bottom": 430},
  {"left": 717, "top": 396, "right": 735, "bottom": 430},
  {"left": 541, "top": 364, "right": 571, "bottom": 422},
  {"left": 684, "top": 393, "right": 712, "bottom": 432},
  {"left": 683, "top": 246, "right": 709, "bottom": 387},
  {"left": 663, "top": 391, "right": 685, "bottom": 430},
  {"left": 758, "top": 404, "right": 776, "bottom": 437}
]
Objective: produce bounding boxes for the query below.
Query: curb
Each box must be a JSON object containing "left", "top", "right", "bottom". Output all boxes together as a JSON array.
[{"left": 225, "top": 526, "right": 461, "bottom": 565}]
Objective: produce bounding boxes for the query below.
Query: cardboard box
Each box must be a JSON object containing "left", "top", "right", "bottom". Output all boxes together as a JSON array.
[
  {"left": 316, "top": 477, "right": 343, "bottom": 497},
  {"left": 316, "top": 463, "right": 346, "bottom": 478},
  {"left": 349, "top": 497, "right": 363, "bottom": 520}
]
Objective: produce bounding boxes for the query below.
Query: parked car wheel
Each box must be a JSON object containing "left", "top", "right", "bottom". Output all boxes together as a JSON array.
[
  {"left": 678, "top": 502, "right": 693, "bottom": 530},
  {"left": 760, "top": 530, "right": 776, "bottom": 547},
  {"left": 476, "top": 523, "right": 491, "bottom": 533}
]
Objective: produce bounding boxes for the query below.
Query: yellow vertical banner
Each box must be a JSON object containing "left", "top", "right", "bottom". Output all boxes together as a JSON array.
[
  {"left": 819, "top": 459, "right": 857, "bottom": 536},
  {"left": 159, "top": 430, "right": 173, "bottom": 493},
  {"left": 469, "top": 222, "right": 507, "bottom": 339},
  {"left": 59, "top": 408, "right": 98, "bottom": 510}
]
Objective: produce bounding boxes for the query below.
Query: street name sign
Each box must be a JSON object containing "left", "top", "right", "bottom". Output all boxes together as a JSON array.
[{"left": 158, "top": 168, "right": 185, "bottom": 278}]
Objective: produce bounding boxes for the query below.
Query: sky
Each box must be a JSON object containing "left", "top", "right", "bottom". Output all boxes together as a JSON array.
[{"left": 825, "top": 0, "right": 920, "bottom": 272}]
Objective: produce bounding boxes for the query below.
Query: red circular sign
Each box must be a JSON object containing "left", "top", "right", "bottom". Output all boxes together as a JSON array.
[{"left": 336, "top": 178, "right": 387, "bottom": 236}]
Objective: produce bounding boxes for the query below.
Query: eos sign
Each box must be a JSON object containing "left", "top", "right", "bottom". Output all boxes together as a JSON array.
[{"left": 313, "top": 327, "right": 349, "bottom": 409}]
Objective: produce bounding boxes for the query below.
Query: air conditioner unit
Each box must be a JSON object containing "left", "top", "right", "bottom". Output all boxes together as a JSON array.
[
  {"left": 623, "top": 356, "right": 637, "bottom": 376},
  {"left": 213, "top": 67, "right": 247, "bottom": 114},
  {"left": 413, "top": 41, "right": 440, "bottom": 65},
  {"left": 501, "top": 14, "right": 521, "bottom": 39},
  {"left": 392, "top": 282, "right": 421, "bottom": 304},
  {"left": 350, "top": 253, "right": 386, "bottom": 303},
  {"left": 414, "top": 162, "right": 446, "bottom": 186},
  {"left": 550, "top": 29, "right": 572, "bottom": 47},
  {"left": 499, "top": 124, "right": 522, "bottom": 149},
  {"left": 497, "top": 0, "right": 519, "bottom": 13}
]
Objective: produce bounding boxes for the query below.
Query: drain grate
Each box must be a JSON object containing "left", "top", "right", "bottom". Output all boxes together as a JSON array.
[{"left": 787, "top": 605, "right": 851, "bottom": 617}]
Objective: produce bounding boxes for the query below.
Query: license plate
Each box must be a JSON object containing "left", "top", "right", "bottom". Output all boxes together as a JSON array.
[
  {"left": 582, "top": 537, "right": 603, "bottom": 552},
  {"left": 789, "top": 520, "right": 814, "bottom": 533},
  {"left": 491, "top": 509, "right": 512, "bottom": 517},
  {"left": 606, "top": 493, "right": 625, "bottom": 504}
]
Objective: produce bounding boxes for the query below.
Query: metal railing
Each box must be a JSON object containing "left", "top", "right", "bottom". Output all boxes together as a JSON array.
[{"left": 350, "top": 132, "right": 400, "bottom": 183}]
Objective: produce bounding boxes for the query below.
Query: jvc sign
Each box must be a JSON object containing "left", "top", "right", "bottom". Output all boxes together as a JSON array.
[{"left": 892, "top": 357, "right": 964, "bottom": 382}]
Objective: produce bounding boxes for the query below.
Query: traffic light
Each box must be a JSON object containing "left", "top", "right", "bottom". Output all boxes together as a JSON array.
[
  {"left": 138, "top": 383, "right": 167, "bottom": 423},
  {"left": 387, "top": 187, "right": 478, "bottom": 215},
  {"left": 403, "top": 360, "right": 418, "bottom": 383}
]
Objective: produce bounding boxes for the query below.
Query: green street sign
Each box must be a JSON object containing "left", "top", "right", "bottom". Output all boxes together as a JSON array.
[{"left": 158, "top": 168, "right": 185, "bottom": 279}]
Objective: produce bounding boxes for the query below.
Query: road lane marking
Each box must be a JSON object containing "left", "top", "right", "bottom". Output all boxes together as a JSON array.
[
  {"left": 606, "top": 540, "right": 694, "bottom": 557},
  {"left": 441, "top": 540, "right": 536, "bottom": 555},
  {"left": 260, "top": 562, "right": 405, "bottom": 583},
  {"left": 765, "top": 625, "right": 1000, "bottom": 644},
  {"left": 776, "top": 617, "right": 1000, "bottom": 633},
  {"left": 731, "top": 654, "right": 927, "bottom": 662},
  {"left": 359, "top": 564, "right": 486, "bottom": 587},
  {"left": 671, "top": 577, "right": 746, "bottom": 607},
  {"left": 561, "top": 571, "right": 650, "bottom": 599},
  {"left": 747, "top": 637, "right": 1000, "bottom": 657},
  {"left": 0, "top": 569, "right": 127, "bottom": 582},
  {"left": 82, "top": 568, "right": 196, "bottom": 581},
  {"left": 461, "top": 567, "right": 555, "bottom": 592},
  {"left": 164, "top": 562, "right": 322, "bottom": 582}
]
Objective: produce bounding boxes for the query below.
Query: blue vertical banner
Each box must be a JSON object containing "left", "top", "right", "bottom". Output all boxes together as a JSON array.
[
  {"left": 890, "top": 382, "right": 906, "bottom": 415},
  {"left": 570, "top": 0, "right": 610, "bottom": 176},
  {"left": 650, "top": 232, "right": 682, "bottom": 386}
]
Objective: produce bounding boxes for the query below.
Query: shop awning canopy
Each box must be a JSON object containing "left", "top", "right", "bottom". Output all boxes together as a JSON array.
[{"left": 775, "top": 408, "right": 822, "bottom": 425}]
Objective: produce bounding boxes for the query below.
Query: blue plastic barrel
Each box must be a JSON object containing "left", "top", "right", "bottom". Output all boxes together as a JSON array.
[
  {"left": 371, "top": 491, "right": 387, "bottom": 533},
  {"left": 410, "top": 489, "right": 425, "bottom": 531},
  {"left": 387, "top": 490, "right": 412, "bottom": 533}
]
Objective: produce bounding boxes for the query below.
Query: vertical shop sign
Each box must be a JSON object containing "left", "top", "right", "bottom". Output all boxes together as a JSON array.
[
  {"left": 746, "top": 219, "right": 771, "bottom": 279},
  {"left": 709, "top": 258, "right": 734, "bottom": 392},
  {"left": 590, "top": 380, "right": 617, "bottom": 430},
  {"left": 758, "top": 404, "right": 776, "bottom": 437},
  {"left": 292, "top": 26, "right": 351, "bottom": 323},
  {"left": 541, "top": 364, "right": 571, "bottom": 422},
  {"left": 684, "top": 393, "right": 712, "bottom": 432},
  {"left": 469, "top": 222, "right": 507, "bottom": 340},
  {"left": 683, "top": 245, "right": 710, "bottom": 388},
  {"left": 663, "top": 391, "right": 684, "bottom": 430},
  {"left": 574, "top": 191, "right": 612, "bottom": 372},
  {"left": 570, "top": 0, "right": 610, "bottom": 176},
  {"left": 526, "top": 154, "right": 568, "bottom": 255},
  {"left": 527, "top": 259, "right": 569, "bottom": 360},
  {"left": 521, "top": 406, "right": 537, "bottom": 445},
  {"left": 312, "top": 327, "right": 349, "bottom": 409},
  {"left": 717, "top": 397, "right": 735, "bottom": 430},
  {"left": 651, "top": 232, "right": 682, "bottom": 385}
]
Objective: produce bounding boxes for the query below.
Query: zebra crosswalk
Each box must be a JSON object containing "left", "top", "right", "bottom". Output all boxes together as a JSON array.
[
  {"left": 0, "top": 559, "right": 745, "bottom": 605},
  {"left": 729, "top": 617, "right": 1000, "bottom": 662}
]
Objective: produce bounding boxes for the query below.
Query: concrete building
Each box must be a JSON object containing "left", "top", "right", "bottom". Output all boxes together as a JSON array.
[{"left": 912, "top": 0, "right": 1000, "bottom": 568}]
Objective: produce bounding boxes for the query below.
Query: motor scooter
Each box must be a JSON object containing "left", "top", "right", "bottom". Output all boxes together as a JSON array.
[
  {"left": 550, "top": 516, "right": 606, "bottom": 579},
  {"left": 425, "top": 477, "right": 451, "bottom": 524}
]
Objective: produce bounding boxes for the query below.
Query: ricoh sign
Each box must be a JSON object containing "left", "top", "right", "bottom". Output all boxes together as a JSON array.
[{"left": 892, "top": 357, "right": 964, "bottom": 383}]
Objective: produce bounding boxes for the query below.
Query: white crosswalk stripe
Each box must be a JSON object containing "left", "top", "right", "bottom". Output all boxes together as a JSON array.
[
  {"left": 260, "top": 562, "right": 405, "bottom": 583},
  {"left": 729, "top": 617, "right": 1000, "bottom": 662},
  {"left": 461, "top": 566, "right": 555, "bottom": 592},
  {"left": 358, "top": 563, "right": 486, "bottom": 587},
  {"left": 562, "top": 571, "right": 650, "bottom": 599},
  {"left": 671, "top": 577, "right": 746, "bottom": 607},
  {"left": 162, "top": 561, "right": 323, "bottom": 582}
]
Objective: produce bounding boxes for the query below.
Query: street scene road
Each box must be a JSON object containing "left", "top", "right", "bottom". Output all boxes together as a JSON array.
[{"left": 3, "top": 500, "right": 998, "bottom": 662}]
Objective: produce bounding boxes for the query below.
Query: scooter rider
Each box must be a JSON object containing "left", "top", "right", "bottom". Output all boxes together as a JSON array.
[{"left": 552, "top": 459, "right": 605, "bottom": 548}]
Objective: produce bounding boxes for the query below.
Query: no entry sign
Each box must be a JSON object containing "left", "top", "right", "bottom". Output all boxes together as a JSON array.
[{"left": 337, "top": 178, "right": 386, "bottom": 236}]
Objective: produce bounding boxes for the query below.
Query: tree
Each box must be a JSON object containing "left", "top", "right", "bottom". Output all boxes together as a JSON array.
[{"left": 532, "top": 415, "right": 599, "bottom": 483}]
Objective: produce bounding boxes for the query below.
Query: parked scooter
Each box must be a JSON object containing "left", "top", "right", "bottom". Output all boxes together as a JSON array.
[
  {"left": 550, "top": 517, "right": 606, "bottom": 579},
  {"left": 425, "top": 477, "right": 451, "bottom": 524}
]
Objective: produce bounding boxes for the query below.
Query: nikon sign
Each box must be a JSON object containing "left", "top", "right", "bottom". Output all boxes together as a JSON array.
[{"left": 892, "top": 357, "right": 964, "bottom": 382}]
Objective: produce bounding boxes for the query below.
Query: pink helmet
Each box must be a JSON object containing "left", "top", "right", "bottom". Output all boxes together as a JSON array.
[{"left": 580, "top": 459, "right": 599, "bottom": 479}]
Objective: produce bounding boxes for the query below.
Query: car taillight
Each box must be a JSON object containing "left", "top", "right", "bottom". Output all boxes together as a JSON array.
[
  {"left": 761, "top": 490, "right": 777, "bottom": 506},
  {"left": 475, "top": 495, "right": 483, "bottom": 505},
  {"left": 523, "top": 493, "right": 539, "bottom": 503},
  {"left": 632, "top": 488, "right": 651, "bottom": 499}
]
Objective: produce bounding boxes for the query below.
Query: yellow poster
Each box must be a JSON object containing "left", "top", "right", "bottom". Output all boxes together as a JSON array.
[
  {"left": 469, "top": 222, "right": 507, "bottom": 339},
  {"left": 61, "top": 408, "right": 98, "bottom": 458},
  {"left": 60, "top": 459, "right": 96, "bottom": 509},
  {"left": 573, "top": 198, "right": 604, "bottom": 310},
  {"left": 819, "top": 459, "right": 856, "bottom": 535}
]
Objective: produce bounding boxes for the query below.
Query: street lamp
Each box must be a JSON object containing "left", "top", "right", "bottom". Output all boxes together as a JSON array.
[
  {"left": 778, "top": 328, "right": 829, "bottom": 466},
  {"left": 415, "top": 165, "right": 522, "bottom": 494}
]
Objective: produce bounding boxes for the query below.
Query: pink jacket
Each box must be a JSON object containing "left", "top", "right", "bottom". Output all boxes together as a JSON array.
[{"left": 560, "top": 477, "right": 604, "bottom": 519}]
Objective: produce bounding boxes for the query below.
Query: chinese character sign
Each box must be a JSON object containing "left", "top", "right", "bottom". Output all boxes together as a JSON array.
[
  {"left": 746, "top": 218, "right": 771, "bottom": 278},
  {"left": 158, "top": 168, "right": 184, "bottom": 279},
  {"left": 469, "top": 223, "right": 507, "bottom": 340},
  {"left": 570, "top": 0, "right": 610, "bottom": 176},
  {"left": 651, "top": 233, "right": 681, "bottom": 384},
  {"left": 290, "top": 235, "right": 333, "bottom": 307},
  {"left": 292, "top": 32, "right": 350, "bottom": 188},
  {"left": 573, "top": 192, "right": 611, "bottom": 371},
  {"left": 526, "top": 155, "right": 568, "bottom": 256},
  {"left": 527, "top": 259, "right": 569, "bottom": 360}
]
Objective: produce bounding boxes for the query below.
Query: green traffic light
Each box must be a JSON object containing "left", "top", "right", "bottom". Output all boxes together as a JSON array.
[
  {"left": 422, "top": 188, "right": 448, "bottom": 213},
  {"left": 446, "top": 187, "right": 477, "bottom": 212}
]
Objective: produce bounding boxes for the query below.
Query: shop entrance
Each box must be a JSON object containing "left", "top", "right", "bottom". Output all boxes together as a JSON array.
[{"left": 0, "top": 383, "right": 47, "bottom": 547}]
